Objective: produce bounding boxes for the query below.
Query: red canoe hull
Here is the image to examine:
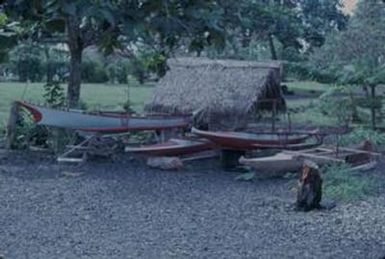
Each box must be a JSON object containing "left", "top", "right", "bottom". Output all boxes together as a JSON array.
[
  {"left": 191, "top": 128, "right": 311, "bottom": 150},
  {"left": 125, "top": 138, "right": 215, "bottom": 156}
]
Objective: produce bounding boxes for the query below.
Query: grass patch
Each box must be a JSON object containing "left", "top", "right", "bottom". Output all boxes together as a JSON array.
[
  {"left": 323, "top": 164, "right": 377, "bottom": 202},
  {"left": 286, "top": 81, "right": 331, "bottom": 92},
  {"left": 0, "top": 81, "right": 154, "bottom": 125}
]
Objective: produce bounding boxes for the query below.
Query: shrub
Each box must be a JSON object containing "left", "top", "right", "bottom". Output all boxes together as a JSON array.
[
  {"left": 323, "top": 164, "right": 376, "bottom": 202},
  {"left": 339, "top": 127, "right": 385, "bottom": 146},
  {"left": 81, "top": 60, "right": 109, "bottom": 83}
]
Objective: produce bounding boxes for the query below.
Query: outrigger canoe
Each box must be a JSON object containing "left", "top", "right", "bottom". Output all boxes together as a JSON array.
[
  {"left": 125, "top": 138, "right": 215, "bottom": 156},
  {"left": 191, "top": 127, "right": 315, "bottom": 150},
  {"left": 239, "top": 145, "right": 379, "bottom": 175},
  {"left": 18, "top": 101, "right": 190, "bottom": 133}
]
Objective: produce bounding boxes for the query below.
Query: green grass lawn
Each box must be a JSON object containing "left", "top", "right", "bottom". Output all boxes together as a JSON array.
[
  {"left": 0, "top": 82, "right": 154, "bottom": 126},
  {"left": 285, "top": 81, "right": 331, "bottom": 92}
]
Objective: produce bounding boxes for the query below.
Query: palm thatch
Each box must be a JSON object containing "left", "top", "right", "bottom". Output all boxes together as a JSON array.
[{"left": 145, "top": 57, "right": 285, "bottom": 130}]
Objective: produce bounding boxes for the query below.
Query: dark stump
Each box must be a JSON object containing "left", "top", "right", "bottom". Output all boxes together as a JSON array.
[{"left": 296, "top": 161, "right": 323, "bottom": 211}]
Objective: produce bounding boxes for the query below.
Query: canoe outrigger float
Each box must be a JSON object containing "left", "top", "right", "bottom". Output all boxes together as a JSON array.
[
  {"left": 17, "top": 101, "right": 190, "bottom": 133},
  {"left": 239, "top": 143, "right": 380, "bottom": 176}
]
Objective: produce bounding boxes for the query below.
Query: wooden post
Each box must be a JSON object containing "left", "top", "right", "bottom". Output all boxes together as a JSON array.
[
  {"left": 288, "top": 112, "right": 292, "bottom": 133},
  {"left": 5, "top": 102, "right": 20, "bottom": 149},
  {"left": 370, "top": 85, "right": 376, "bottom": 130},
  {"left": 271, "top": 99, "right": 276, "bottom": 132}
]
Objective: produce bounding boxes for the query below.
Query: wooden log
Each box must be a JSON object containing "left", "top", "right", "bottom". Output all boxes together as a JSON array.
[
  {"left": 296, "top": 161, "right": 323, "bottom": 211},
  {"left": 5, "top": 102, "right": 20, "bottom": 149}
]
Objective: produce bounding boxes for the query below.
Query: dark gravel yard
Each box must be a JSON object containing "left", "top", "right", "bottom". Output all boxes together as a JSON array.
[{"left": 0, "top": 151, "right": 385, "bottom": 259}]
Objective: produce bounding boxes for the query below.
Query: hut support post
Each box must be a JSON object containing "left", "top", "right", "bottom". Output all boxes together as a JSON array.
[
  {"left": 5, "top": 102, "right": 20, "bottom": 149},
  {"left": 288, "top": 112, "right": 292, "bottom": 132},
  {"left": 271, "top": 100, "right": 276, "bottom": 132}
]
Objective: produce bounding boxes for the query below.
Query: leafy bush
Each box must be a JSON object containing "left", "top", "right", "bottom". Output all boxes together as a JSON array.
[
  {"left": 106, "top": 59, "right": 130, "bottom": 84},
  {"left": 9, "top": 44, "right": 45, "bottom": 82},
  {"left": 12, "top": 110, "right": 47, "bottom": 149},
  {"left": 339, "top": 127, "right": 385, "bottom": 146},
  {"left": 317, "top": 86, "right": 355, "bottom": 126},
  {"left": 81, "top": 60, "right": 109, "bottom": 83},
  {"left": 323, "top": 164, "right": 376, "bottom": 202},
  {"left": 283, "top": 62, "right": 311, "bottom": 81},
  {"left": 43, "top": 80, "right": 65, "bottom": 108}
]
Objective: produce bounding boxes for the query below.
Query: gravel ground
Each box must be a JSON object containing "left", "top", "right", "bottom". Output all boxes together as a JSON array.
[{"left": 0, "top": 150, "right": 385, "bottom": 259}]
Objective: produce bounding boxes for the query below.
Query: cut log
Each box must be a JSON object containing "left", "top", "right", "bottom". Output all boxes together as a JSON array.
[{"left": 296, "top": 161, "right": 323, "bottom": 211}]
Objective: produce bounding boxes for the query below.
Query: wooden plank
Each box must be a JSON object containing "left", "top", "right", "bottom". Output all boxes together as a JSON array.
[
  {"left": 334, "top": 147, "right": 382, "bottom": 156},
  {"left": 57, "top": 157, "right": 85, "bottom": 163},
  {"left": 311, "top": 146, "right": 382, "bottom": 156},
  {"left": 181, "top": 150, "right": 219, "bottom": 162},
  {"left": 349, "top": 160, "right": 377, "bottom": 172},
  {"left": 284, "top": 151, "right": 345, "bottom": 163}
]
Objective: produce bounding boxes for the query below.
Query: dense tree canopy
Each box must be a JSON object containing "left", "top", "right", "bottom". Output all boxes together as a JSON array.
[
  {"left": 2, "top": 0, "right": 348, "bottom": 107},
  {"left": 311, "top": 0, "right": 385, "bottom": 128},
  {"left": 4, "top": 0, "right": 225, "bottom": 107},
  {"left": 312, "top": 0, "right": 385, "bottom": 85},
  {"left": 215, "top": 0, "right": 347, "bottom": 60}
]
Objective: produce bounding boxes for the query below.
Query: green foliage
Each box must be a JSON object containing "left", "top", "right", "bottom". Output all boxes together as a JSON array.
[
  {"left": 9, "top": 43, "right": 44, "bottom": 82},
  {"left": 213, "top": 0, "right": 347, "bottom": 61},
  {"left": 310, "top": 0, "right": 385, "bottom": 86},
  {"left": 81, "top": 59, "right": 109, "bottom": 83},
  {"left": 11, "top": 110, "right": 49, "bottom": 149},
  {"left": 43, "top": 80, "right": 65, "bottom": 108},
  {"left": 317, "top": 85, "right": 355, "bottom": 126},
  {"left": 106, "top": 59, "right": 130, "bottom": 84},
  {"left": 323, "top": 164, "right": 376, "bottom": 202},
  {"left": 284, "top": 62, "right": 312, "bottom": 81},
  {"left": 339, "top": 127, "right": 385, "bottom": 146},
  {"left": 299, "top": 0, "right": 348, "bottom": 49}
]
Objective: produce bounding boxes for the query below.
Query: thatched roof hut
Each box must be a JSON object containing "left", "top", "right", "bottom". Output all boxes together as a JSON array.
[{"left": 145, "top": 57, "right": 285, "bottom": 130}]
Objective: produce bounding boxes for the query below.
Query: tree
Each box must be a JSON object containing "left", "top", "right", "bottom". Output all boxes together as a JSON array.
[
  {"left": 0, "top": 11, "right": 18, "bottom": 63},
  {"left": 311, "top": 0, "right": 385, "bottom": 128},
  {"left": 4, "top": 0, "right": 119, "bottom": 107},
  {"left": 215, "top": 0, "right": 347, "bottom": 60},
  {"left": 299, "top": 0, "right": 348, "bottom": 50},
  {"left": 4, "top": 0, "right": 225, "bottom": 107}
]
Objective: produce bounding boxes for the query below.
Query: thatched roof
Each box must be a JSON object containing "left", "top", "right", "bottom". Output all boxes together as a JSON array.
[{"left": 145, "top": 57, "right": 285, "bottom": 129}]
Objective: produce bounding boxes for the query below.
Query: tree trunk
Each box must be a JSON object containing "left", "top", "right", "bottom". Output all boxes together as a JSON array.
[
  {"left": 268, "top": 34, "right": 278, "bottom": 60},
  {"left": 44, "top": 46, "right": 53, "bottom": 84},
  {"left": 66, "top": 17, "right": 83, "bottom": 108},
  {"left": 370, "top": 85, "right": 376, "bottom": 130}
]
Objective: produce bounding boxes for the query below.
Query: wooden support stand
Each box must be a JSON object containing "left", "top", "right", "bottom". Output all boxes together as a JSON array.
[
  {"left": 220, "top": 149, "right": 245, "bottom": 170},
  {"left": 5, "top": 102, "right": 20, "bottom": 149}
]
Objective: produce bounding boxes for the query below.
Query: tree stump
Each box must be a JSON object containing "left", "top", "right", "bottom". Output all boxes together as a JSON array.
[{"left": 296, "top": 161, "right": 323, "bottom": 211}]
